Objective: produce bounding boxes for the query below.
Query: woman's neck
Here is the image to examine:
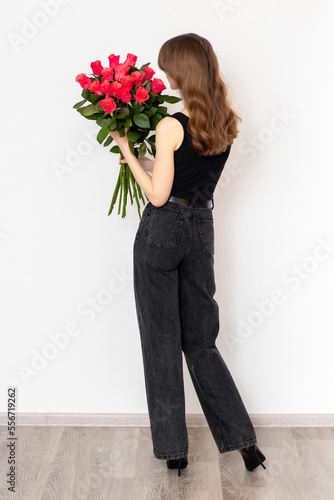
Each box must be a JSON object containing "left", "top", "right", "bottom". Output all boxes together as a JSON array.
[{"left": 180, "top": 107, "right": 190, "bottom": 117}]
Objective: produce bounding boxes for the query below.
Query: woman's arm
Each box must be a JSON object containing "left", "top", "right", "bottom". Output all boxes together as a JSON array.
[
  {"left": 122, "top": 155, "right": 154, "bottom": 174},
  {"left": 109, "top": 117, "right": 178, "bottom": 207}
]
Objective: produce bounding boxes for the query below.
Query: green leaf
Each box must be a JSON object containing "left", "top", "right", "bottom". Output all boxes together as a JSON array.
[
  {"left": 103, "top": 136, "right": 112, "bottom": 147},
  {"left": 95, "top": 102, "right": 105, "bottom": 112},
  {"left": 99, "top": 118, "right": 112, "bottom": 128},
  {"left": 82, "top": 88, "right": 101, "bottom": 103},
  {"left": 146, "top": 94, "right": 156, "bottom": 106},
  {"left": 151, "top": 112, "right": 163, "bottom": 130},
  {"left": 144, "top": 106, "right": 157, "bottom": 118},
  {"left": 79, "top": 103, "right": 100, "bottom": 116},
  {"left": 109, "top": 121, "right": 117, "bottom": 131},
  {"left": 161, "top": 95, "right": 182, "bottom": 103},
  {"left": 85, "top": 113, "right": 103, "bottom": 120},
  {"left": 127, "top": 129, "right": 140, "bottom": 142},
  {"left": 97, "top": 127, "right": 110, "bottom": 144},
  {"left": 139, "top": 62, "right": 151, "bottom": 71},
  {"left": 156, "top": 106, "right": 168, "bottom": 115},
  {"left": 118, "top": 127, "right": 125, "bottom": 137},
  {"left": 123, "top": 118, "right": 132, "bottom": 128},
  {"left": 139, "top": 142, "right": 147, "bottom": 157},
  {"left": 110, "top": 145, "right": 121, "bottom": 154},
  {"left": 146, "top": 134, "right": 156, "bottom": 145},
  {"left": 73, "top": 99, "right": 87, "bottom": 109},
  {"left": 96, "top": 115, "right": 105, "bottom": 126},
  {"left": 133, "top": 113, "right": 151, "bottom": 129},
  {"left": 152, "top": 94, "right": 163, "bottom": 104},
  {"left": 132, "top": 104, "right": 145, "bottom": 114},
  {"left": 81, "top": 89, "right": 91, "bottom": 99}
]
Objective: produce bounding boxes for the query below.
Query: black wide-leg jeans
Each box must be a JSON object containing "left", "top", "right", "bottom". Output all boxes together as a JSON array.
[{"left": 133, "top": 199, "right": 257, "bottom": 460}]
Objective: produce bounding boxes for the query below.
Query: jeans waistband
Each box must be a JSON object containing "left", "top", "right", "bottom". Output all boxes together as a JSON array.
[
  {"left": 145, "top": 198, "right": 214, "bottom": 218},
  {"left": 168, "top": 195, "right": 214, "bottom": 209}
]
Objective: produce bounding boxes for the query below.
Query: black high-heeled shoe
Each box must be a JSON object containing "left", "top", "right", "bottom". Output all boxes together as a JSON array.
[
  {"left": 166, "top": 456, "right": 188, "bottom": 476},
  {"left": 239, "top": 444, "right": 266, "bottom": 471}
]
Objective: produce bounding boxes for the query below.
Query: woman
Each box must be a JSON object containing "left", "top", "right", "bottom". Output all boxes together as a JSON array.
[{"left": 109, "top": 33, "right": 266, "bottom": 477}]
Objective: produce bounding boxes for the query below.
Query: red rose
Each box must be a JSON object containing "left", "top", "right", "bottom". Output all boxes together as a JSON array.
[
  {"left": 102, "top": 68, "right": 114, "bottom": 81},
  {"left": 99, "top": 97, "right": 117, "bottom": 113},
  {"left": 135, "top": 87, "right": 150, "bottom": 103},
  {"left": 143, "top": 66, "right": 155, "bottom": 81},
  {"left": 132, "top": 71, "right": 144, "bottom": 86},
  {"left": 110, "top": 81, "right": 122, "bottom": 98},
  {"left": 120, "top": 75, "right": 133, "bottom": 90},
  {"left": 89, "top": 79, "right": 102, "bottom": 95},
  {"left": 75, "top": 73, "right": 92, "bottom": 89},
  {"left": 151, "top": 78, "right": 166, "bottom": 94},
  {"left": 101, "top": 80, "right": 111, "bottom": 97},
  {"left": 108, "top": 54, "right": 120, "bottom": 69},
  {"left": 124, "top": 53, "right": 137, "bottom": 67},
  {"left": 118, "top": 87, "right": 132, "bottom": 103},
  {"left": 114, "top": 63, "right": 130, "bottom": 81},
  {"left": 90, "top": 60, "right": 104, "bottom": 76}
]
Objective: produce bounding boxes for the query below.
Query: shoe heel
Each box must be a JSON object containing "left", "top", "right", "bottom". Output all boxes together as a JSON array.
[
  {"left": 166, "top": 455, "right": 188, "bottom": 476},
  {"left": 239, "top": 444, "right": 267, "bottom": 471}
]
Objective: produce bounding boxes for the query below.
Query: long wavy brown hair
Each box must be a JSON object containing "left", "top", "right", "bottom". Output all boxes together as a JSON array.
[{"left": 158, "top": 33, "right": 241, "bottom": 156}]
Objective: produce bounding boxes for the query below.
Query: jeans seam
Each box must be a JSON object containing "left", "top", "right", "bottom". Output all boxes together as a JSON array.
[
  {"left": 219, "top": 438, "right": 257, "bottom": 453},
  {"left": 184, "top": 338, "right": 216, "bottom": 357},
  {"left": 182, "top": 217, "right": 193, "bottom": 260},
  {"left": 196, "top": 217, "right": 214, "bottom": 259},
  {"left": 154, "top": 450, "right": 188, "bottom": 460},
  {"left": 185, "top": 353, "right": 226, "bottom": 450}
]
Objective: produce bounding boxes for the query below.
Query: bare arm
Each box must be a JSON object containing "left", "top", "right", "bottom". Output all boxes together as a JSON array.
[
  {"left": 121, "top": 155, "right": 154, "bottom": 174},
  {"left": 117, "top": 117, "right": 178, "bottom": 207}
]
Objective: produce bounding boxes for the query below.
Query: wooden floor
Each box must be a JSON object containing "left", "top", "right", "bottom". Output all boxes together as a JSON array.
[{"left": 0, "top": 426, "right": 333, "bottom": 499}]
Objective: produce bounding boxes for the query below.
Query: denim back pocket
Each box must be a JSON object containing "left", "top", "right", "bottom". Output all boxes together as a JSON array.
[
  {"left": 196, "top": 217, "right": 215, "bottom": 259},
  {"left": 145, "top": 210, "right": 185, "bottom": 250}
]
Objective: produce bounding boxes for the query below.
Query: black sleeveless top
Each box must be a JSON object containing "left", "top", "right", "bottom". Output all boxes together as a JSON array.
[{"left": 168, "top": 112, "right": 232, "bottom": 201}]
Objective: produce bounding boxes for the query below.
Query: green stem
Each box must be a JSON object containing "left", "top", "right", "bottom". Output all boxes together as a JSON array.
[
  {"left": 108, "top": 169, "right": 121, "bottom": 216},
  {"left": 122, "top": 164, "right": 128, "bottom": 218},
  {"left": 118, "top": 164, "right": 123, "bottom": 215},
  {"left": 129, "top": 170, "right": 141, "bottom": 219},
  {"left": 127, "top": 167, "right": 133, "bottom": 205},
  {"left": 137, "top": 183, "right": 145, "bottom": 203}
]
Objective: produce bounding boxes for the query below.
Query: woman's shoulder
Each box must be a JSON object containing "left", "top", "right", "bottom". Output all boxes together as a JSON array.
[
  {"left": 155, "top": 115, "right": 185, "bottom": 151},
  {"left": 156, "top": 114, "right": 184, "bottom": 130}
]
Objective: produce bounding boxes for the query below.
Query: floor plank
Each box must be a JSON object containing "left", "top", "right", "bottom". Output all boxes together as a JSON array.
[{"left": 0, "top": 426, "right": 333, "bottom": 499}]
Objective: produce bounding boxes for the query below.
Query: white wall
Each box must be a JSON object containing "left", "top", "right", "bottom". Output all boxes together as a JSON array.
[{"left": 1, "top": 0, "right": 333, "bottom": 415}]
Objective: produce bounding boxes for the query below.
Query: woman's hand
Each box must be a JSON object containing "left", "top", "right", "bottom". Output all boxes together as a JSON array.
[{"left": 109, "top": 127, "right": 130, "bottom": 154}]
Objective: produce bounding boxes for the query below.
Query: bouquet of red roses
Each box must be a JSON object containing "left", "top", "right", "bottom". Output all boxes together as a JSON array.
[{"left": 74, "top": 53, "right": 181, "bottom": 219}]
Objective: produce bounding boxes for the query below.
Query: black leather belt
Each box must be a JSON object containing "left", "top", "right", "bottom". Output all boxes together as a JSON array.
[{"left": 168, "top": 195, "right": 213, "bottom": 208}]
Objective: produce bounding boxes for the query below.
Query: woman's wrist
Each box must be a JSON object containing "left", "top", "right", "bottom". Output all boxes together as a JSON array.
[{"left": 121, "top": 144, "right": 133, "bottom": 160}]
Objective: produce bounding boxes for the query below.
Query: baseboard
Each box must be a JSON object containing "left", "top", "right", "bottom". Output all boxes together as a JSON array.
[{"left": 0, "top": 413, "right": 333, "bottom": 427}]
